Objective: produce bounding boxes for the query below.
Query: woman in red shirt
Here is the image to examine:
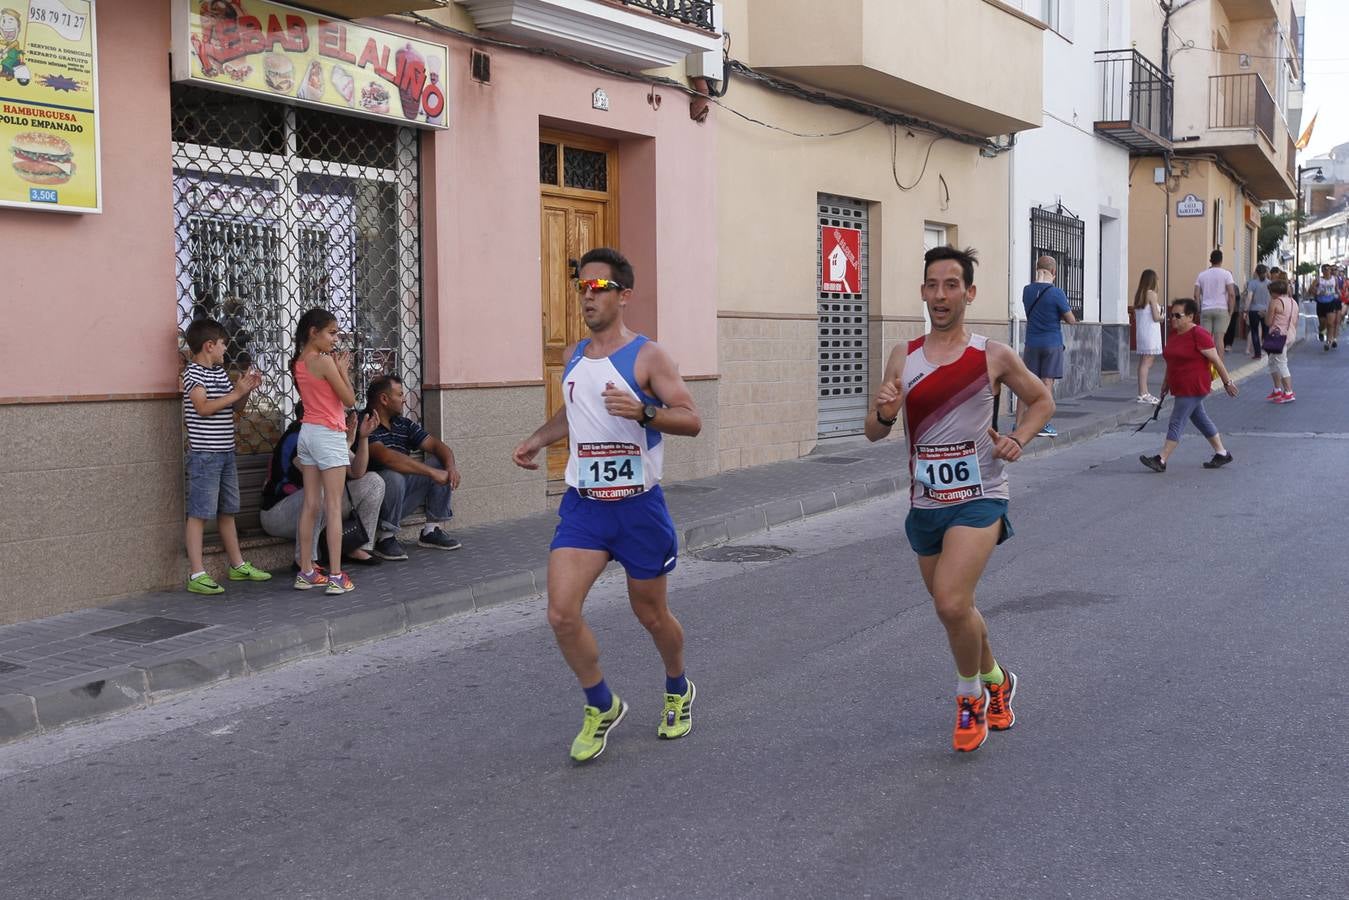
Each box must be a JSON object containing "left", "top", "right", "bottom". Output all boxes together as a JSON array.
[{"left": 1140, "top": 298, "right": 1239, "bottom": 472}]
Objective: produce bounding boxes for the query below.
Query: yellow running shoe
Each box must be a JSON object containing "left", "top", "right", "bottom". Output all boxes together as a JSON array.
[
  {"left": 569, "top": 694, "right": 627, "bottom": 763},
  {"left": 657, "top": 680, "right": 696, "bottom": 740}
]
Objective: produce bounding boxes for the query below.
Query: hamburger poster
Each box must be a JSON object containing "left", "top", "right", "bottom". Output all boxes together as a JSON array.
[
  {"left": 0, "top": 0, "right": 100, "bottom": 213},
  {"left": 172, "top": 0, "right": 449, "bottom": 130}
]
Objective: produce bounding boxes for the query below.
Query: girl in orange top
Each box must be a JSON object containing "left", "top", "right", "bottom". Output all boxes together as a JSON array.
[{"left": 291, "top": 308, "right": 358, "bottom": 594}]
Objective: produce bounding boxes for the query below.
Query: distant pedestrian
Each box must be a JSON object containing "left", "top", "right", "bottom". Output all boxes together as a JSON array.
[
  {"left": 1314, "top": 264, "right": 1341, "bottom": 350},
  {"left": 1132, "top": 268, "right": 1163, "bottom": 403},
  {"left": 1194, "top": 249, "right": 1236, "bottom": 363},
  {"left": 1140, "top": 299, "right": 1239, "bottom": 473},
  {"left": 1243, "top": 265, "right": 1271, "bottom": 359},
  {"left": 1020, "top": 254, "right": 1076, "bottom": 438},
  {"left": 1263, "top": 279, "right": 1297, "bottom": 404}
]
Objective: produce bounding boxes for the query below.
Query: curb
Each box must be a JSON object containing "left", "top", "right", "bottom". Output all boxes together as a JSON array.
[{"left": 0, "top": 366, "right": 1270, "bottom": 747}]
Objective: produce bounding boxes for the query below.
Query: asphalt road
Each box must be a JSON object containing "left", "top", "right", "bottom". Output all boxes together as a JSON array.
[{"left": 3, "top": 343, "right": 1346, "bottom": 899}]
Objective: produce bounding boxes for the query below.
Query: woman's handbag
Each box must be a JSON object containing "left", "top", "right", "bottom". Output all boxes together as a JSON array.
[
  {"left": 1262, "top": 330, "right": 1287, "bottom": 354},
  {"left": 1262, "top": 297, "right": 1289, "bottom": 354}
]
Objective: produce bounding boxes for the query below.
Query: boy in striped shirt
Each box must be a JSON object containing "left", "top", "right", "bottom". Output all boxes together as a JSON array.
[{"left": 182, "top": 318, "right": 271, "bottom": 594}]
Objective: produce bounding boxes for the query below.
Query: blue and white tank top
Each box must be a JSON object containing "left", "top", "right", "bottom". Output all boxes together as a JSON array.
[{"left": 563, "top": 335, "right": 664, "bottom": 500}]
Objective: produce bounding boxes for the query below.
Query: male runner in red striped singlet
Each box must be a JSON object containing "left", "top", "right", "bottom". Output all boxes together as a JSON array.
[{"left": 866, "top": 245, "right": 1055, "bottom": 752}]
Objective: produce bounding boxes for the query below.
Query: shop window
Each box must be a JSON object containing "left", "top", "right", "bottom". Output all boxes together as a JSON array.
[
  {"left": 172, "top": 85, "right": 423, "bottom": 475},
  {"left": 172, "top": 87, "right": 285, "bottom": 155}
]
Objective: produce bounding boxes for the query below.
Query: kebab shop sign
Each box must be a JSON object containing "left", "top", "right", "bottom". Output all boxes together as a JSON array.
[{"left": 171, "top": 0, "right": 449, "bottom": 129}]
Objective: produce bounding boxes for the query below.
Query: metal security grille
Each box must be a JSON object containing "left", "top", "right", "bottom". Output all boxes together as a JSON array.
[
  {"left": 172, "top": 85, "right": 423, "bottom": 464},
  {"left": 817, "top": 194, "right": 869, "bottom": 436},
  {"left": 1030, "top": 206, "right": 1085, "bottom": 319}
]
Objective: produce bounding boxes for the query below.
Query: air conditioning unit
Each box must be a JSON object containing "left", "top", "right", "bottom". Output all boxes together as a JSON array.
[{"left": 686, "top": 2, "right": 724, "bottom": 83}]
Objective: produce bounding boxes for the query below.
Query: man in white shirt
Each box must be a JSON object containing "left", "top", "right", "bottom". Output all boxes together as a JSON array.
[{"left": 1194, "top": 249, "right": 1237, "bottom": 362}]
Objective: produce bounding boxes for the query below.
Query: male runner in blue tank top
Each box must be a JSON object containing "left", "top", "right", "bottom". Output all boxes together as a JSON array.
[
  {"left": 865, "top": 245, "right": 1055, "bottom": 752},
  {"left": 513, "top": 247, "right": 703, "bottom": 763}
]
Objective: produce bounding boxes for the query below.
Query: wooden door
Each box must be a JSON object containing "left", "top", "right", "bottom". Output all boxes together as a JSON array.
[{"left": 539, "top": 132, "right": 616, "bottom": 481}]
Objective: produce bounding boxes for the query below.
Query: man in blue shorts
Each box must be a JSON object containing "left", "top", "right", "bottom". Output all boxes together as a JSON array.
[
  {"left": 512, "top": 247, "right": 703, "bottom": 763},
  {"left": 866, "top": 245, "right": 1054, "bottom": 752},
  {"left": 1020, "top": 255, "right": 1076, "bottom": 437}
]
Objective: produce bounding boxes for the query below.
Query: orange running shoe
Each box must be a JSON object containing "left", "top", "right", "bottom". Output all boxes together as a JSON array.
[
  {"left": 952, "top": 687, "right": 990, "bottom": 753},
  {"left": 985, "top": 669, "right": 1018, "bottom": 731}
]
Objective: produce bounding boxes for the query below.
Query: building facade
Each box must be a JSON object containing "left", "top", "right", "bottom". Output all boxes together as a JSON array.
[
  {"left": 1127, "top": 0, "right": 1300, "bottom": 313},
  {"left": 1007, "top": 0, "right": 1133, "bottom": 397},
  {"left": 713, "top": 0, "right": 1046, "bottom": 469},
  {"left": 0, "top": 0, "right": 722, "bottom": 622}
]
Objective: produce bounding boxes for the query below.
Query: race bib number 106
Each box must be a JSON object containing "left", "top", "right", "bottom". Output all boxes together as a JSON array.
[{"left": 914, "top": 440, "right": 983, "bottom": 503}]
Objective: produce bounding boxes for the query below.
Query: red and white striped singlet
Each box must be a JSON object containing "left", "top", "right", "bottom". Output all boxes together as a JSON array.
[{"left": 900, "top": 333, "right": 1008, "bottom": 509}]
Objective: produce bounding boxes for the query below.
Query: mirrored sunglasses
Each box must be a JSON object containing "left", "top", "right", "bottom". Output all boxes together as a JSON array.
[{"left": 575, "top": 278, "right": 626, "bottom": 293}]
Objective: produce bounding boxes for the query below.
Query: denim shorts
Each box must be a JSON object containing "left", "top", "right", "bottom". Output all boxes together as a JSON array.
[
  {"left": 297, "top": 423, "right": 350, "bottom": 470},
  {"left": 1022, "top": 345, "right": 1065, "bottom": 379},
  {"left": 186, "top": 450, "right": 240, "bottom": 520},
  {"left": 904, "top": 499, "right": 1013, "bottom": 557}
]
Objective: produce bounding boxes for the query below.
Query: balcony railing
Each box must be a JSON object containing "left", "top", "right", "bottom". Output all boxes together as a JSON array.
[
  {"left": 1288, "top": 133, "right": 1297, "bottom": 185},
  {"left": 618, "top": 0, "right": 716, "bottom": 31},
  {"left": 1209, "top": 72, "right": 1275, "bottom": 143},
  {"left": 1094, "top": 49, "right": 1172, "bottom": 151}
]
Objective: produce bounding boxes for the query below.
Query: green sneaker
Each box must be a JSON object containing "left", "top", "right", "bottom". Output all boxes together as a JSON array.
[
  {"left": 657, "top": 680, "right": 696, "bottom": 740},
  {"left": 569, "top": 695, "right": 628, "bottom": 763},
  {"left": 228, "top": 561, "right": 272, "bottom": 582},
  {"left": 187, "top": 573, "right": 224, "bottom": 595}
]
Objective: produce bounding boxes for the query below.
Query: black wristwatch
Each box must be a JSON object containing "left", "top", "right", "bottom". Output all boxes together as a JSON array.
[
  {"left": 639, "top": 404, "right": 659, "bottom": 426},
  {"left": 876, "top": 409, "right": 898, "bottom": 427}
]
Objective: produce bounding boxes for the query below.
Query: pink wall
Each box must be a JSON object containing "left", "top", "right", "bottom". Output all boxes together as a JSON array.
[
  {"left": 0, "top": 10, "right": 719, "bottom": 402},
  {"left": 0, "top": 0, "right": 176, "bottom": 401},
  {"left": 423, "top": 43, "right": 719, "bottom": 383}
]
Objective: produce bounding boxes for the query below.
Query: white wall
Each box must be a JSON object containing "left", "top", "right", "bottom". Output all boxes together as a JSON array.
[{"left": 1009, "top": 0, "right": 1131, "bottom": 326}]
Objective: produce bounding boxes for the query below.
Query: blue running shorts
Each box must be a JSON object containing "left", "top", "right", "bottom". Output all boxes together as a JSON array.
[
  {"left": 551, "top": 485, "right": 679, "bottom": 580},
  {"left": 904, "top": 498, "right": 1014, "bottom": 557}
]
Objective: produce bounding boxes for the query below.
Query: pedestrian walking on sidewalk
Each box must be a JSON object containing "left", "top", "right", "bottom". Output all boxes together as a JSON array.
[
  {"left": 1263, "top": 279, "right": 1297, "bottom": 403},
  {"left": 512, "top": 247, "right": 702, "bottom": 764},
  {"left": 1195, "top": 249, "right": 1237, "bottom": 363},
  {"left": 1242, "top": 265, "right": 1271, "bottom": 360},
  {"left": 1133, "top": 268, "right": 1163, "bottom": 403},
  {"left": 1139, "top": 298, "right": 1239, "bottom": 474},
  {"left": 1019, "top": 254, "right": 1076, "bottom": 437},
  {"left": 866, "top": 245, "right": 1055, "bottom": 753}
]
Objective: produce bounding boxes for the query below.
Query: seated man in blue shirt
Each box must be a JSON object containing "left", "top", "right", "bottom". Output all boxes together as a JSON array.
[
  {"left": 365, "top": 374, "right": 463, "bottom": 559},
  {"left": 1020, "top": 255, "right": 1078, "bottom": 437}
]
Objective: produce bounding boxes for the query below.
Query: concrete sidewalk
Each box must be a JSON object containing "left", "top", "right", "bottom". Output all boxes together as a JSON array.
[{"left": 0, "top": 356, "right": 1269, "bottom": 745}]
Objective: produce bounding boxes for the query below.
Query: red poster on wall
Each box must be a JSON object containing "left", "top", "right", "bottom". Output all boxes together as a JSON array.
[{"left": 821, "top": 225, "right": 861, "bottom": 292}]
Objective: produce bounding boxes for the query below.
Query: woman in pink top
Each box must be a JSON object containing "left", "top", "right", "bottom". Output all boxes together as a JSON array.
[
  {"left": 290, "top": 308, "right": 358, "bottom": 594},
  {"left": 1262, "top": 279, "right": 1297, "bottom": 403}
]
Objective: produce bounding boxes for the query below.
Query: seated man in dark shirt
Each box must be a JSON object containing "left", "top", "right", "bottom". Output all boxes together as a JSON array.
[{"left": 365, "top": 374, "right": 462, "bottom": 560}]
